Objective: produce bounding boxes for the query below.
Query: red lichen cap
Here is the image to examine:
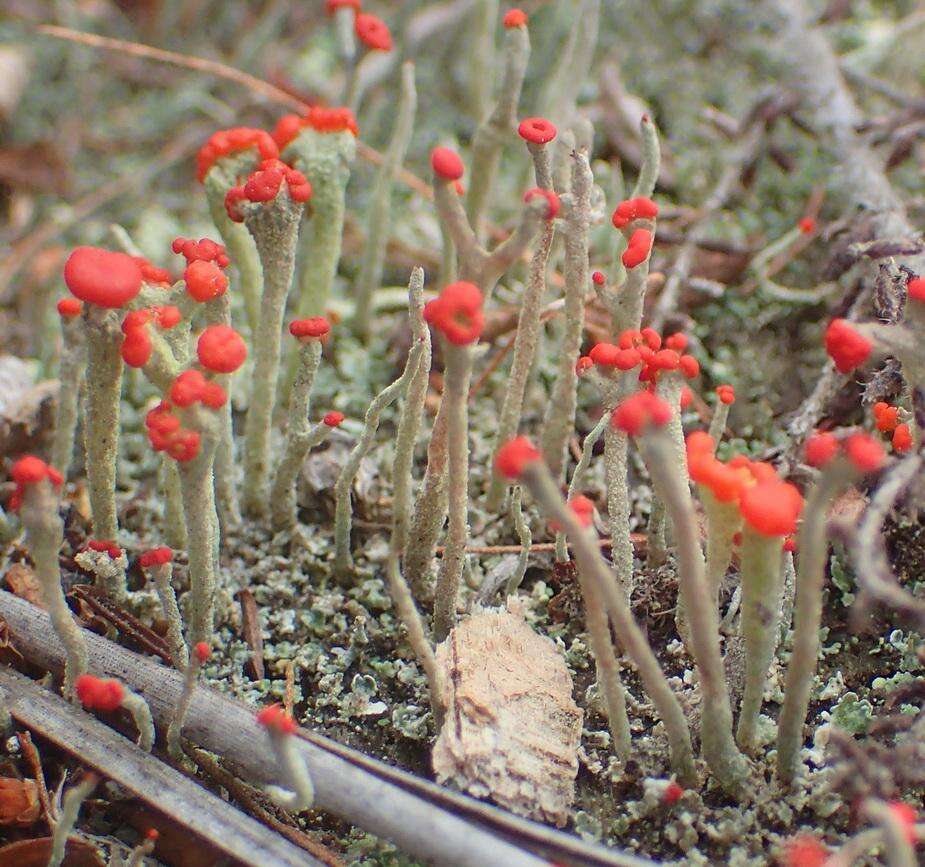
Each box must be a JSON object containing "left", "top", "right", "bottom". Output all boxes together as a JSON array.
[
  {"left": 9, "top": 456, "right": 63, "bottom": 510},
  {"left": 172, "top": 237, "right": 230, "bottom": 269},
  {"left": 662, "top": 781, "right": 684, "bottom": 805},
  {"left": 886, "top": 801, "right": 919, "bottom": 844},
  {"left": 196, "top": 127, "right": 279, "bottom": 182},
  {"left": 133, "top": 257, "right": 173, "bottom": 286},
  {"left": 907, "top": 276, "right": 925, "bottom": 303},
  {"left": 739, "top": 480, "right": 803, "bottom": 537},
  {"left": 355, "top": 13, "right": 392, "bottom": 51},
  {"left": 194, "top": 642, "right": 211, "bottom": 663},
  {"left": 804, "top": 432, "right": 839, "bottom": 468},
  {"left": 517, "top": 117, "right": 557, "bottom": 145},
  {"left": 892, "top": 423, "right": 913, "bottom": 453},
  {"left": 495, "top": 436, "right": 541, "bottom": 479},
  {"left": 589, "top": 343, "right": 641, "bottom": 371},
  {"left": 798, "top": 217, "right": 817, "bottom": 235},
  {"left": 257, "top": 703, "right": 297, "bottom": 735},
  {"left": 569, "top": 494, "right": 595, "bottom": 527},
  {"left": 824, "top": 318, "right": 872, "bottom": 374},
  {"left": 843, "top": 433, "right": 886, "bottom": 473},
  {"left": 75, "top": 674, "right": 125, "bottom": 713},
  {"left": 612, "top": 391, "right": 673, "bottom": 436},
  {"left": 289, "top": 317, "right": 331, "bottom": 339},
  {"left": 139, "top": 546, "right": 173, "bottom": 568},
  {"left": 197, "top": 325, "right": 248, "bottom": 373},
  {"left": 326, "top": 0, "right": 361, "bottom": 13},
  {"left": 323, "top": 410, "right": 345, "bottom": 427},
  {"left": 57, "top": 298, "right": 83, "bottom": 318},
  {"left": 431, "top": 147, "right": 465, "bottom": 181},
  {"left": 305, "top": 106, "right": 359, "bottom": 137},
  {"left": 423, "top": 281, "right": 484, "bottom": 345},
  {"left": 780, "top": 833, "right": 829, "bottom": 867},
  {"left": 170, "top": 370, "right": 227, "bottom": 409},
  {"left": 665, "top": 332, "right": 688, "bottom": 351},
  {"left": 591, "top": 271, "right": 605, "bottom": 286},
  {"left": 155, "top": 306, "right": 181, "bottom": 330},
  {"left": 611, "top": 197, "right": 659, "bottom": 229},
  {"left": 86, "top": 539, "right": 124, "bottom": 559},
  {"left": 523, "top": 187, "right": 560, "bottom": 220},
  {"left": 679, "top": 355, "right": 700, "bottom": 379},
  {"left": 503, "top": 8, "right": 528, "bottom": 27},
  {"left": 622, "top": 229, "right": 653, "bottom": 269},
  {"left": 185, "top": 260, "right": 229, "bottom": 303},
  {"left": 873, "top": 401, "right": 899, "bottom": 433},
  {"left": 716, "top": 384, "right": 735, "bottom": 405},
  {"left": 65, "top": 247, "right": 143, "bottom": 309}
]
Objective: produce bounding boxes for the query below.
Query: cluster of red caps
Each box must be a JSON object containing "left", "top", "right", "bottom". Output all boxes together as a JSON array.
[
  {"left": 76, "top": 674, "right": 125, "bottom": 712},
  {"left": 9, "top": 456, "right": 62, "bottom": 510},
  {"left": 873, "top": 401, "right": 913, "bottom": 453},
  {"left": 273, "top": 107, "right": 359, "bottom": 151},
  {"left": 196, "top": 127, "right": 279, "bottom": 183},
  {"left": 686, "top": 431, "right": 804, "bottom": 537},
  {"left": 423, "top": 281, "right": 485, "bottom": 346},
  {"left": 146, "top": 402, "right": 202, "bottom": 463},
  {"left": 174, "top": 237, "right": 230, "bottom": 304},
  {"left": 84, "top": 539, "right": 124, "bottom": 560},
  {"left": 225, "top": 159, "right": 312, "bottom": 223},
  {"left": 804, "top": 430, "right": 886, "bottom": 474},
  {"left": 610, "top": 196, "right": 658, "bottom": 269},
  {"left": 121, "top": 305, "right": 182, "bottom": 369},
  {"left": 256, "top": 703, "right": 298, "bottom": 735},
  {"left": 139, "top": 546, "right": 173, "bottom": 568}
]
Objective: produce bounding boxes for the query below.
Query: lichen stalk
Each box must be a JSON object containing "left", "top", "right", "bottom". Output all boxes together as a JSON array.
[
  {"left": 505, "top": 486, "right": 532, "bottom": 595},
  {"left": 204, "top": 167, "right": 263, "bottom": 337},
  {"left": 520, "top": 458, "right": 696, "bottom": 785},
  {"left": 121, "top": 688, "right": 155, "bottom": 752},
  {"left": 19, "top": 474, "right": 88, "bottom": 700},
  {"left": 52, "top": 314, "right": 86, "bottom": 480},
  {"left": 48, "top": 773, "right": 97, "bottom": 867},
  {"left": 540, "top": 150, "right": 592, "bottom": 481},
  {"left": 638, "top": 430, "right": 750, "bottom": 797},
  {"left": 486, "top": 141, "right": 555, "bottom": 509},
  {"left": 776, "top": 463, "right": 851, "bottom": 784},
  {"left": 270, "top": 338, "right": 323, "bottom": 533},
  {"left": 159, "top": 459, "right": 187, "bottom": 550},
  {"left": 144, "top": 560, "right": 188, "bottom": 670},
  {"left": 465, "top": 21, "right": 530, "bottom": 240},
  {"left": 631, "top": 114, "right": 661, "bottom": 199},
  {"left": 264, "top": 726, "right": 315, "bottom": 811},
  {"left": 707, "top": 399, "right": 731, "bottom": 445},
  {"left": 241, "top": 189, "right": 304, "bottom": 516},
  {"left": 284, "top": 128, "right": 355, "bottom": 318},
  {"left": 167, "top": 652, "right": 202, "bottom": 762},
  {"left": 390, "top": 268, "right": 430, "bottom": 556},
  {"left": 353, "top": 62, "right": 417, "bottom": 342},
  {"left": 555, "top": 412, "right": 608, "bottom": 563},
  {"left": 736, "top": 528, "right": 785, "bottom": 752},
  {"left": 432, "top": 342, "right": 475, "bottom": 641},
  {"left": 334, "top": 307, "right": 427, "bottom": 575},
  {"left": 83, "top": 305, "right": 123, "bottom": 541}
]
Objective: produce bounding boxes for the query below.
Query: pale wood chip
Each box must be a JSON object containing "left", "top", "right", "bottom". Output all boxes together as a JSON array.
[{"left": 432, "top": 601, "right": 583, "bottom": 827}]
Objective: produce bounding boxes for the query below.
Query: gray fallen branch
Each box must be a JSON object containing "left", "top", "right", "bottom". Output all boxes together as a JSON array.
[
  {"left": 0, "top": 665, "right": 314, "bottom": 867},
  {"left": 0, "top": 590, "right": 654, "bottom": 867}
]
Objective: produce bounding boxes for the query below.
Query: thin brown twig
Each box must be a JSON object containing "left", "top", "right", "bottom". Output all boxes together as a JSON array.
[
  {"left": 436, "top": 533, "right": 646, "bottom": 556},
  {"left": 17, "top": 729, "right": 53, "bottom": 829}
]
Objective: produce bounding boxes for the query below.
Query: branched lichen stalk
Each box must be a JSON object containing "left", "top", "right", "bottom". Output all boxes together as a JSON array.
[
  {"left": 334, "top": 307, "right": 427, "bottom": 575},
  {"left": 241, "top": 190, "right": 304, "bottom": 516},
  {"left": 466, "top": 21, "right": 530, "bottom": 241},
  {"left": 541, "top": 150, "right": 592, "bottom": 481},
  {"left": 52, "top": 315, "right": 86, "bottom": 479},
  {"left": 353, "top": 63, "right": 417, "bottom": 342},
  {"left": 83, "top": 305, "right": 123, "bottom": 541},
  {"left": 486, "top": 142, "right": 555, "bottom": 509},
  {"left": 736, "top": 528, "right": 785, "bottom": 752},
  {"left": 19, "top": 475, "right": 88, "bottom": 700},
  {"left": 270, "top": 338, "right": 323, "bottom": 533},
  {"left": 639, "top": 431, "right": 750, "bottom": 797},
  {"left": 776, "top": 463, "right": 851, "bottom": 783},
  {"left": 390, "top": 268, "right": 430, "bottom": 556},
  {"left": 520, "top": 458, "right": 695, "bottom": 785},
  {"left": 432, "top": 342, "right": 475, "bottom": 641}
]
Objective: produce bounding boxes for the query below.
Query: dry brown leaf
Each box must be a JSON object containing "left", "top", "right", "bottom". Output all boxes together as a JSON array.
[
  {"left": 432, "top": 601, "right": 583, "bottom": 827},
  {"left": 3, "top": 563, "right": 44, "bottom": 608},
  {"left": 0, "top": 836, "right": 104, "bottom": 867},
  {"left": 0, "top": 357, "right": 57, "bottom": 458},
  {"left": 0, "top": 777, "right": 40, "bottom": 826}
]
